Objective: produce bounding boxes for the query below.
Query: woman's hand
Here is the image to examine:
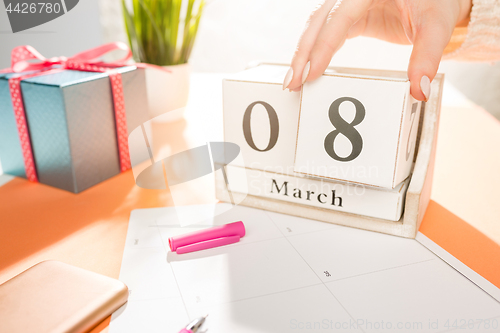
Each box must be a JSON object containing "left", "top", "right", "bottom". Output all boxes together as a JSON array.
[{"left": 283, "top": 0, "right": 472, "bottom": 100}]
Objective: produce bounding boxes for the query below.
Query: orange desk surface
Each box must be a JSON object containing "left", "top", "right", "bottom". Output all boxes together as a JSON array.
[{"left": 1, "top": 98, "right": 499, "bottom": 331}]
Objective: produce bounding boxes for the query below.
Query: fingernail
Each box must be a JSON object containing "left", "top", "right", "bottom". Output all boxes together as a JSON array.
[
  {"left": 301, "top": 61, "right": 311, "bottom": 84},
  {"left": 420, "top": 75, "right": 431, "bottom": 101},
  {"left": 283, "top": 67, "right": 293, "bottom": 90}
]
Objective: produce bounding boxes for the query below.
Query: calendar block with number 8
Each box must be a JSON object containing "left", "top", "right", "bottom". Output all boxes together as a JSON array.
[{"left": 295, "top": 72, "right": 421, "bottom": 189}]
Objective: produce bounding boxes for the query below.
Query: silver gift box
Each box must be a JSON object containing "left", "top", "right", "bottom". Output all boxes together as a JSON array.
[{"left": 0, "top": 66, "right": 149, "bottom": 193}]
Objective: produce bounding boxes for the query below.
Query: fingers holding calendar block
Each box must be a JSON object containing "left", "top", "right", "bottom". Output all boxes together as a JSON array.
[
  {"left": 223, "top": 65, "right": 300, "bottom": 174},
  {"left": 295, "top": 73, "right": 421, "bottom": 188}
]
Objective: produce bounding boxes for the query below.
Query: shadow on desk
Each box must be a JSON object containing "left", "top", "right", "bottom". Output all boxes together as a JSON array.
[
  {"left": 0, "top": 119, "right": 197, "bottom": 282},
  {"left": 0, "top": 172, "right": 167, "bottom": 273}
]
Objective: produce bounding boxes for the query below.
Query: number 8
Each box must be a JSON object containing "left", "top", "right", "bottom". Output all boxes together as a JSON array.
[{"left": 324, "top": 97, "right": 365, "bottom": 162}]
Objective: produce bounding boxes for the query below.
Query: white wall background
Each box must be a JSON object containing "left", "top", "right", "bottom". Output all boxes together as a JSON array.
[
  {"left": 0, "top": 0, "right": 497, "bottom": 118},
  {"left": 0, "top": 0, "right": 102, "bottom": 69},
  {"left": 100, "top": 0, "right": 500, "bottom": 119},
  {"left": 1, "top": 0, "right": 498, "bottom": 175},
  {"left": 101, "top": 0, "right": 413, "bottom": 72}
]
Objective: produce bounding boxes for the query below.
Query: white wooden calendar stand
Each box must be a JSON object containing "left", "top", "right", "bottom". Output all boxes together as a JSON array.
[{"left": 216, "top": 65, "right": 443, "bottom": 239}]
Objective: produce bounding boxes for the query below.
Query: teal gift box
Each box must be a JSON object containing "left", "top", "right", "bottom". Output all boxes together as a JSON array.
[{"left": 0, "top": 66, "right": 148, "bottom": 193}]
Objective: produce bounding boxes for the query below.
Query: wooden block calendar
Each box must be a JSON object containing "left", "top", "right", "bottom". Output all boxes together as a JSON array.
[{"left": 217, "top": 63, "right": 443, "bottom": 238}]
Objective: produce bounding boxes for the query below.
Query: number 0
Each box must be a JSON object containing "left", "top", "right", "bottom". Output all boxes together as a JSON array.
[{"left": 242, "top": 101, "right": 279, "bottom": 152}]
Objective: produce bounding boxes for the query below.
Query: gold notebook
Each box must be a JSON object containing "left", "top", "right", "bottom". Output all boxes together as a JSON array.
[{"left": 0, "top": 260, "right": 128, "bottom": 333}]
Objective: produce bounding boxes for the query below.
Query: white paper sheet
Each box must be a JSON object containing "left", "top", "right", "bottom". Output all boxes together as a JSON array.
[{"left": 110, "top": 204, "right": 500, "bottom": 333}]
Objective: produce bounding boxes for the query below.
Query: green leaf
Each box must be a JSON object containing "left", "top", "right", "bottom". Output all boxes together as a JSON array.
[
  {"left": 138, "top": 0, "right": 165, "bottom": 65},
  {"left": 121, "top": 0, "right": 144, "bottom": 62},
  {"left": 182, "top": 0, "right": 204, "bottom": 63}
]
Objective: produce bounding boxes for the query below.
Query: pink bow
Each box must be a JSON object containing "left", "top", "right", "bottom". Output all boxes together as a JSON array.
[{"left": 1, "top": 42, "right": 167, "bottom": 74}]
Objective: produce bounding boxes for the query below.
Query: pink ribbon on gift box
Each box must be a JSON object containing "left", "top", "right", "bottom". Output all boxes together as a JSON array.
[{"left": 0, "top": 42, "right": 168, "bottom": 182}]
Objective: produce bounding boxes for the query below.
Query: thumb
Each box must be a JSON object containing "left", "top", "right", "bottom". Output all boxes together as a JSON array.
[{"left": 407, "top": 21, "right": 453, "bottom": 101}]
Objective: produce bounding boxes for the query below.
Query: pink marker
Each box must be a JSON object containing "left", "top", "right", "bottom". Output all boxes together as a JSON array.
[{"left": 169, "top": 221, "right": 245, "bottom": 254}]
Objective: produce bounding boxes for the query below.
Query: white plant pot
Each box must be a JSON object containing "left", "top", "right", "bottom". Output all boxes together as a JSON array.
[{"left": 146, "top": 63, "right": 191, "bottom": 122}]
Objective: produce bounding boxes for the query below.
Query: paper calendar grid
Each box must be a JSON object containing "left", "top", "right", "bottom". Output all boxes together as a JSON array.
[{"left": 110, "top": 204, "right": 500, "bottom": 333}]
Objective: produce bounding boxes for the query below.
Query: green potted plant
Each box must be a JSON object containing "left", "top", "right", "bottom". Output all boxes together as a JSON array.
[{"left": 122, "top": 0, "right": 205, "bottom": 119}]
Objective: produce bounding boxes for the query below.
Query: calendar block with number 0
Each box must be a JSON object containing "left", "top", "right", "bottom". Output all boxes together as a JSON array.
[
  {"left": 295, "top": 72, "right": 421, "bottom": 188},
  {"left": 223, "top": 65, "right": 300, "bottom": 174},
  {"left": 218, "top": 63, "right": 443, "bottom": 238}
]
